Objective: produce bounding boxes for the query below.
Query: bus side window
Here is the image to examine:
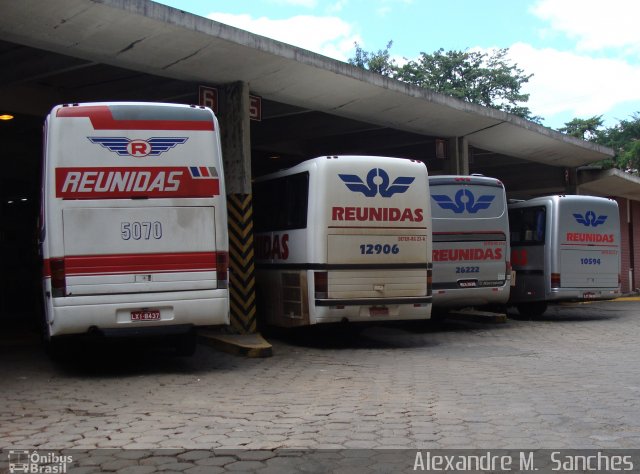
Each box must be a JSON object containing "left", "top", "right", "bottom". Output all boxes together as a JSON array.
[
  {"left": 284, "top": 173, "right": 308, "bottom": 229},
  {"left": 535, "top": 209, "right": 545, "bottom": 242},
  {"left": 509, "top": 210, "right": 520, "bottom": 243},
  {"left": 253, "top": 172, "right": 309, "bottom": 232},
  {"left": 509, "top": 207, "right": 545, "bottom": 245}
]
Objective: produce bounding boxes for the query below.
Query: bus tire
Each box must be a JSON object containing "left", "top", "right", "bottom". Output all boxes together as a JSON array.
[
  {"left": 43, "top": 336, "right": 68, "bottom": 360},
  {"left": 175, "top": 331, "right": 197, "bottom": 356},
  {"left": 517, "top": 302, "right": 547, "bottom": 318}
]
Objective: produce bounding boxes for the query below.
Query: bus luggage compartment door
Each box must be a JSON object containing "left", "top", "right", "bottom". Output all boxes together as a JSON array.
[
  {"left": 326, "top": 233, "right": 428, "bottom": 299},
  {"left": 61, "top": 206, "right": 218, "bottom": 295},
  {"left": 560, "top": 249, "right": 619, "bottom": 288}
]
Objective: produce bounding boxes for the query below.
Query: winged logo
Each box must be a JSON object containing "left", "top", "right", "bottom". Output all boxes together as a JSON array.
[
  {"left": 88, "top": 137, "right": 188, "bottom": 157},
  {"left": 431, "top": 189, "right": 495, "bottom": 214},
  {"left": 338, "top": 168, "right": 415, "bottom": 198},
  {"left": 573, "top": 210, "right": 608, "bottom": 227}
]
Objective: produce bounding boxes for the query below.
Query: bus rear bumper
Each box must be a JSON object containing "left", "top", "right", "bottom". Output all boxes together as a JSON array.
[
  {"left": 548, "top": 288, "right": 621, "bottom": 302},
  {"left": 432, "top": 286, "right": 509, "bottom": 309},
  {"left": 312, "top": 297, "right": 432, "bottom": 323},
  {"left": 47, "top": 289, "right": 230, "bottom": 337}
]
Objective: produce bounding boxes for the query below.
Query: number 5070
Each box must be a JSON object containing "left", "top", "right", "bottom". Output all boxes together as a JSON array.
[{"left": 121, "top": 221, "right": 163, "bottom": 240}]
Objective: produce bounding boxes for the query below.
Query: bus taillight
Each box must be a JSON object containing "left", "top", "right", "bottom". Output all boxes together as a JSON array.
[
  {"left": 427, "top": 268, "right": 432, "bottom": 296},
  {"left": 50, "top": 258, "right": 67, "bottom": 297},
  {"left": 314, "top": 271, "right": 328, "bottom": 299},
  {"left": 216, "top": 252, "right": 229, "bottom": 289},
  {"left": 551, "top": 273, "right": 561, "bottom": 288}
]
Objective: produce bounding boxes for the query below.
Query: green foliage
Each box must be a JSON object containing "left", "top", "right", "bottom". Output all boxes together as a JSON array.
[
  {"left": 349, "top": 42, "right": 540, "bottom": 122},
  {"left": 349, "top": 41, "right": 397, "bottom": 77},
  {"left": 350, "top": 40, "right": 640, "bottom": 171},
  {"left": 604, "top": 112, "right": 640, "bottom": 171},
  {"left": 557, "top": 116, "right": 604, "bottom": 141},
  {"left": 559, "top": 112, "right": 640, "bottom": 172},
  {"left": 619, "top": 140, "right": 640, "bottom": 171}
]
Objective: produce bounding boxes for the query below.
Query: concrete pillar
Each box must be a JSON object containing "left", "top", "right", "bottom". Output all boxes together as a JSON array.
[
  {"left": 219, "top": 82, "right": 257, "bottom": 334},
  {"left": 564, "top": 167, "right": 578, "bottom": 194},
  {"left": 220, "top": 82, "right": 252, "bottom": 194},
  {"left": 447, "top": 136, "right": 469, "bottom": 175}
]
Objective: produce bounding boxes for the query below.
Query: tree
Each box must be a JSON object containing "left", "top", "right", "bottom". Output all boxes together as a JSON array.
[
  {"left": 601, "top": 113, "right": 640, "bottom": 172},
  {"left": 349, "top": 40, "right": 397, "bottom": 77},
  {"left": 619, "top": 140, "right": 640, "bottom": 172},
  {"left": 349, "top": 42, "right": 540, "bottom": 122},
  {"left": 560, "top": 113, "right": 640, "bottom": 173},
  {"left": 557, "top": 116, "right": 604, "bottom": 141}
]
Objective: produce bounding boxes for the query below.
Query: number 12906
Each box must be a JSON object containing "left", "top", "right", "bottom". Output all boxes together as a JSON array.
[{"left": 359, "top": 244, "right": 400, "bottom": 255}]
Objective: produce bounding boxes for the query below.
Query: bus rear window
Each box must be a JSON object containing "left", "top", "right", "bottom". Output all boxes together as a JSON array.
[{"left": 509, "top": 206, "right": 546, "bottom": 244}]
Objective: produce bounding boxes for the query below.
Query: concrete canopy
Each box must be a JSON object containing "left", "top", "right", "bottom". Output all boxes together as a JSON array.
[
  {"left": 0, "top": 0, "right": 613, "bottom": 168},
  {"left": 579, "top": 168, "right": 640, "bottom": 201}
]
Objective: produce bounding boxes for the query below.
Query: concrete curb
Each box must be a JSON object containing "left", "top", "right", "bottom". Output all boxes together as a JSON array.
[
  {"left": 612, "top": 296, "right": 640, "bottom": 302},
  {"left": 198, "top": 330, "right": 273, "bottom": 358},
  {"left": 445, "top": 309, "right": 508, "bottom": 324}
]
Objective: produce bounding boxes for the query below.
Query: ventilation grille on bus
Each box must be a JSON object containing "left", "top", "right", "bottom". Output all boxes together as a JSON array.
[{"left": 281, "top": 272, "right": 303, "bottom": 319}]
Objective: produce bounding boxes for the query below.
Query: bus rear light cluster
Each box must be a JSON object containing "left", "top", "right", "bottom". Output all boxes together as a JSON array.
[
  {"left": 50, "top": 258, "right": 67, "bottom": 297},
  {"left": 216, "top": 252, "right": 229, "bottom": 289},
  {"left": 314, "top": 271, "right": 328, "bottom": 299},
  {"left": 551, "top": 273, "right": 561, "bottom": 289}
]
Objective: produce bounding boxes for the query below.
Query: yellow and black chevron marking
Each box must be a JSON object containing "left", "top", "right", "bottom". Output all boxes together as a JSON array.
[{"left": 227, "top": 193, "right": 257, "bottom": 334}]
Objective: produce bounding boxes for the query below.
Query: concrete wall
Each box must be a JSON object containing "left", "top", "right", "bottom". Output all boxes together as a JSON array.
[{"left": 614, "top": 197, "right": 640, "bottom": 293}]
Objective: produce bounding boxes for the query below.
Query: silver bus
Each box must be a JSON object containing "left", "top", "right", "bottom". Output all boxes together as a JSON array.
[
  {"left": 508, "top": 195, "right": 621, "bottom": 317},
  {"left": 430, "top": 175, "right": 511, "bottom": 310}
]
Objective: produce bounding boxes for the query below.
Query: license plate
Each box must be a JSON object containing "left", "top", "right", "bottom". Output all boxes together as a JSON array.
[
  {"left": 583, "top": 292, "right": 596, "bottom": 300},
  {"left": 370, "top": 306, "right": 389, "bottom": 317},
  {"left": 131, "top": 309, "right": 161, "bottom": 321}
]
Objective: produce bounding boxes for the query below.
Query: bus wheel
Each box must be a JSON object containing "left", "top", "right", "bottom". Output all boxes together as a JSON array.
[{"left": 516, "top": 302, "right": 548, "bottom": 318}]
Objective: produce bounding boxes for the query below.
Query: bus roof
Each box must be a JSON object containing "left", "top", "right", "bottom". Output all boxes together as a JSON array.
[
  {"left": 508, "top": 194, "right": 618, "bottom": 209},
  {"left": 429, "top": 175, "right": 504, "bottom": 188},
  {"left": 254, "top": 155, "right": 425, "bottom": 182}
]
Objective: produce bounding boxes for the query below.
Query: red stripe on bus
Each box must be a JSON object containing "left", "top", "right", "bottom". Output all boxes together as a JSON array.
[
  {"left": 328, "top": 226, "right": 428, "bottom": 230},
  {"left": 42, "top": 259, "right": 51, "bottom": 277},
  {"left": 42, "top": 252, "right": 218, "bottom": 277},
  {"left": 56, "top": 106, "right": 214, "bottom": 131},
  {"left": 433, "top": 231, "right": 505, "bottom": 235},
  {"left": 55, "top": 167, "right": 220, "bottom": 199},
  {"left": 560, "top": 243, "right": 618, "bottom": 248}
]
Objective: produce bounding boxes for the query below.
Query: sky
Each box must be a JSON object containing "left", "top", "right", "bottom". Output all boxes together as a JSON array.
[{"left": 154, "top": 0, "right": 640, "bottom": 130}]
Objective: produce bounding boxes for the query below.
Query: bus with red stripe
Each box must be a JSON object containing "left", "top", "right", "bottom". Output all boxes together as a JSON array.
[
  {"left": 508, "top": 195, "right": 621, "bottom": 317},
  {"left": 253, "top": 155, "right": 432, "bottom": 328},
  {"left": 429, "top": 175, "right": 511, "bottom": 311},
  {"left": 40, "top": 102, "right": 229, "bottom": 354}
]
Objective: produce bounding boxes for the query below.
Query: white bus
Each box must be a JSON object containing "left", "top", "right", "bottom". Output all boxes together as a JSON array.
[
  {"left": 40, "top": 102, "right": 230, "bottom": 354},
  {"left": 253, "top": 155, "right": 432, "bottom": 327},
  {"left": 429, "top": 175, "right": 511, "bottom": 310},
  {"left": 508, "top": 195, "right": 621, "bottom": 317}
]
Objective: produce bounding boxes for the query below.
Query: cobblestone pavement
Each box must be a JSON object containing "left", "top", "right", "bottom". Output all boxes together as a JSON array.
[{"left": 1, "top": 301, "right": 640, "bottom": 472}]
